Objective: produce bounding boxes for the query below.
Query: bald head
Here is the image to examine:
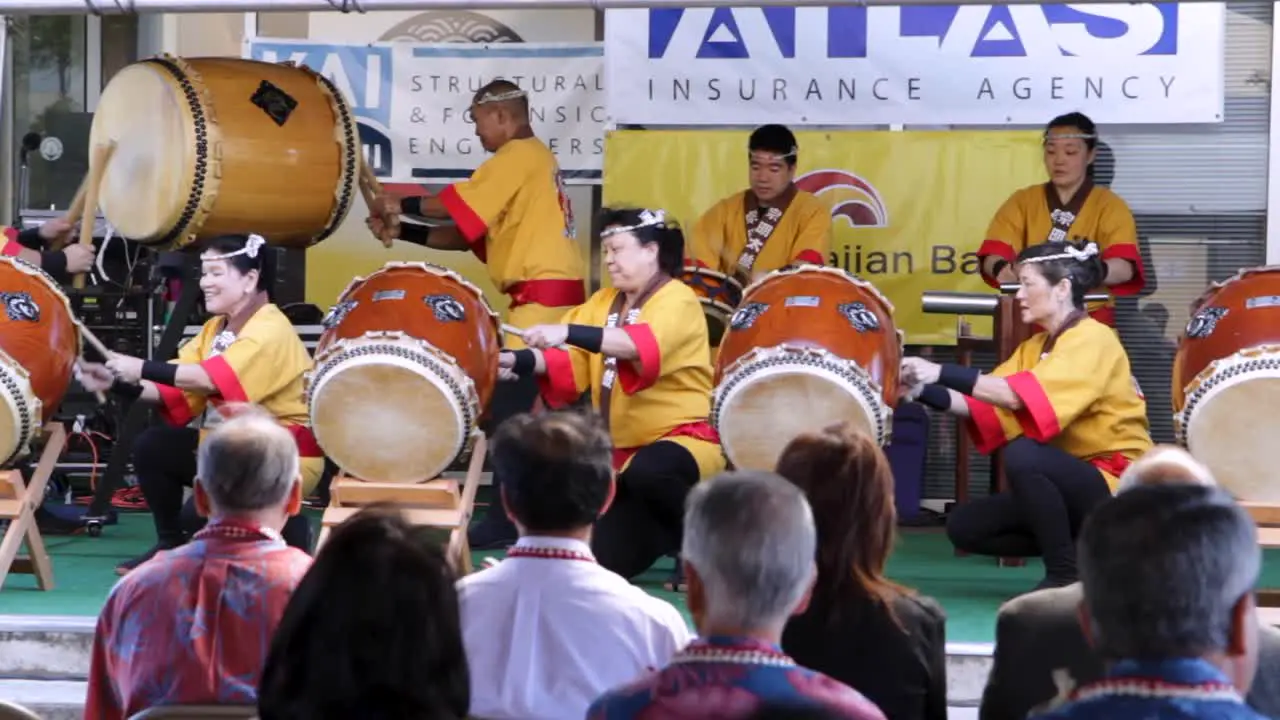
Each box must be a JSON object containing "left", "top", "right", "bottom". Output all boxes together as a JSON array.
[
  {"left": 1117, "top": 445, "right": 1215, "bottom": 494},
  {"left": 196, "top": 405, "right": 301, "bottom": 514}
]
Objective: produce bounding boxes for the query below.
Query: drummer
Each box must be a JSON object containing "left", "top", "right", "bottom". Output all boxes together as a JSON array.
[
  {"left": 900, "top": 239, "right": 1151, "bottom": 591},
  {"left": 77, "top": 234, "right": 323, "bottom": 574},
  {"left": 503, "top": 207, "right": 725, "bottom": 580},
  {"left": 1, "top": 216, "right": 96, "bottom": 280},
  {"left": 688, "top": 124, "right": 831, "bottom": 284},
  {"left": 977, "top": 112, "right": 1145, "bottom": 326}
]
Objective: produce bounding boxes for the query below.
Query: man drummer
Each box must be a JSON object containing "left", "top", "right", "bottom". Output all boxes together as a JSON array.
[
  {"left": 369, "top": 78, "right": 586, "bottom": 549},
  {"left": 687, "top": 124, "right": 831, "bottom": 285},
  {"left": 2, "top": 216, "right": 96, "bottom": 280}
]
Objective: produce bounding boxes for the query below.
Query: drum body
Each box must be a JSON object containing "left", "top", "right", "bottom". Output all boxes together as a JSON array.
[
  {"left": 90, "top": 55, "right": 360, "bottom": 250},
  {"left": 713, "top": 266, "right": 900, "bottom": 470},
  {"left": 678, "top": 266, "right": 744, "bottom": 346},
  {"left": 309, "top": 263, "right": 501, "bottom": 484},
  {"left": 0, "top": 259, "right": 79, "bottom": 465},
  {"left": 1173, "top": 266, "right": 1280, "bottom": 502}
]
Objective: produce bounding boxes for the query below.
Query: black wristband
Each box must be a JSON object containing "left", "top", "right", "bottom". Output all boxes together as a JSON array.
[
  {"left": 565, "top": 325, "right": 604, "bottom": 353},
  {"left": 990, "top": 259, "right": 1008, "bottom": 278},
  {"left": 511, "top": 349, "right": 536, "bottom": 376},
  {"left": 937, "top": 364, "right": 980, "bottom": 396},
  {"left": 17, "top": 226, "right": 42, "bottom": 249},
  {"left": 140, "top": 360, "right": 178, "bottom": 386},
  {"left": 399, "top": 223, "right": 431, "bottom": 247},
  {"left": 1099, "top": 259, "right": 1111, "bottom": 283},
  {"left": 109, "top": 379, "right": 143, "bottom": 400},
  {"left": 39, "top": 250, "right": 67, "bottom": 277},
  {"left": 399, "top": 196, "right": 423, "bottom": 217},
  {"left": 916, "top": 384, "right": 953, "bottom": 412}
]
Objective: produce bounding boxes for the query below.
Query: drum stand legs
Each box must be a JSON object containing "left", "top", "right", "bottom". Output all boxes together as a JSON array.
[
  {"left": 1242, "top": 503, "right": 1280, "bottom": 628},
  {"left": 317, "top": 434, "right": 486, "bottom": 574},
  {"left": 0, "top": 423, "right": 67, "bottom": 591}
]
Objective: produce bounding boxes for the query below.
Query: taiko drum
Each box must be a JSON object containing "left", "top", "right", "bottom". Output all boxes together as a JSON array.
[
  {"left": 0, "top": 258, "right": 79, "bottom": 465},
  {"left": 308, "top": 263, "right": 502, "bottom": 484},
  {"left": 677, "top": 265, "right": 744, "bottom": 346},
  {"left": 1173, "top": 266, "right": 1280, "bottom": 502},
  {"left": 90, "top": 56, "right": 360, "bottom": 250},
  {"left": 713, "top": 266, "right": 901, "bottom": 470}
]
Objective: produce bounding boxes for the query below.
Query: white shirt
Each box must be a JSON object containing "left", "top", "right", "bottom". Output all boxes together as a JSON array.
[{"left": 457, "top": 535, "right": 692, "bottom": 720}]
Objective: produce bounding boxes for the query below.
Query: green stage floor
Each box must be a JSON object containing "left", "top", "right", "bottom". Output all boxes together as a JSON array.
[{"left": 5, "top": 510, "right": 1280, "bottom": 644}]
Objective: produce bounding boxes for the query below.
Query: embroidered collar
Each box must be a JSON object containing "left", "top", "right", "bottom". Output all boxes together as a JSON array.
[
  {"left": 193, "top": 518, "right": 284, "bottom": 545},
  {"left": 1071, "top": 658, "right": 1244, "bottom": 705},
  {"left": 505, "top": 536, "right": 596, "bottom": 564},
  {"left": 671, "top": 636, "right": 797, "bottom": 668}
]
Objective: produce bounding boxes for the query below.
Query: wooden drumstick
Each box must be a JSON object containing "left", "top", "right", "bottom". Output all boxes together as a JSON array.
[
  {"left": 72, "top": 141, "right": 117, "bottom": 290},
  {"left": 501, "top": 323, "right": 525, "bottom": 340},
  {"left": 71, "top": 320, "right": 110, "bottom": 405},
  {"left": 357, "top": 153, "right": 394, "bottom": 249}
]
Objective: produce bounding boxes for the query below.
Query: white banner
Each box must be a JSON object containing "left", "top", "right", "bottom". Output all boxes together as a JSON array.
[
  {"left": 604, "top": 4, "right": 1225, "bottom": 126},
  {"left": 245, "top": 39, "right": 606, "bottom": 184}
]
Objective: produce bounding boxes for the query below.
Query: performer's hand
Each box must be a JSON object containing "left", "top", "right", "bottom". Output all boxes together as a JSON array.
[
  {"left": 897, "top": 381, "right": 924, "bottom": 403},
  {"left": 522, "top": 324, "right": 568, "bottom": 350},
  {"left": 63, "top": 243, "right": 96, "bottom": 274},
  {"left": 996, "top": 264, "right": 1018, "bottom": 284},
  {"left": 365, "top": 215, "right": 394, "bottom": 247},
  {"left": 105, "top": 354, "right": 144, "bottom": 384},
  {"left": 75, "top": 362, "right": 114, "bottom": 392},
  {"left": 900, "top": 357, "right": 941, "bottom": 387},
  {"left": 38, "top": 216, "right": 74, "bottom": 243}
]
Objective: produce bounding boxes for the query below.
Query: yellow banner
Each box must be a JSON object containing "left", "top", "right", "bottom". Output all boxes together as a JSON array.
[{"left": 603, "top": 130, "right": 1045, "bottom": 345}]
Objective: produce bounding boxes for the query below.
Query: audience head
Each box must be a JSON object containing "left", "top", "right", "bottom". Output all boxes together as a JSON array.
[
  {"left": 775, "top": 423, "right": 907, "bottom": 621},
  {"left": 193, "top": 404, "right": 302, "bottom": 530},
  {"left": 1117, "top": 445, "right": 1215, "bottom": 493},
  {"left": 1077, "top": 484, "right": 1261, "bottom": 691},
  {"left": 492, "top": 411, "right": 615, "bottom": 536},
  {"left": 682, "top": 471, "right": 817, "bottom": 635},
  {"left": 257, "top": 507, "right": 469, "bottom": 720}
]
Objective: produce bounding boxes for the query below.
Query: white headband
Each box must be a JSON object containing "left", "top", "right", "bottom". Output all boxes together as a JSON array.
[
  {"left": 1044, "top": 132, "right": 1097, "bottom": 143},
  {"left": 750, "top": 146, "right": 798, "bottom": 160},
  {"left": 600, "top": 209, "right": 669, "bottom": 238},
  {"left": 476, "top": 88, "right": 527, "bottom": 105},
  {"left": 205, "top": 234, "right": 265, "bottom": 261},
  {"left": 1021, "top": 241, "right": 1100, "bottom": 265}
]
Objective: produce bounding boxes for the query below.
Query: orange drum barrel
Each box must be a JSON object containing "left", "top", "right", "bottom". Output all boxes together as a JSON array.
[
  {"left": 308, "top": 262, "right": 502, "bottom": 484},
  {"left": 677, "top": 265, "right": 744, "bottom": 346},
  {"left": 90, "top": 56, "right": 360, "bottom": 250},
  {"left": 713, "top": 266, "right": 901, "bottom": 470},
  {"left": 0, "top": 258, "right": 79, "bottom": 465},
  {"left": 1174, "top": 266, "right": 1280, "bottom": 501}
]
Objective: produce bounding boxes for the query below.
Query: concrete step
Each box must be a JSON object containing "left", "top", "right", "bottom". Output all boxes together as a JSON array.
[{"left": 0, "top": 679, "right": 85, "bottom": 720}]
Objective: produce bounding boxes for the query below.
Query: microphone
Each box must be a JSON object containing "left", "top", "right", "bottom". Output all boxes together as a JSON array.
[{"left": 19, "top": 132, "right": 40, "bottom": 162}]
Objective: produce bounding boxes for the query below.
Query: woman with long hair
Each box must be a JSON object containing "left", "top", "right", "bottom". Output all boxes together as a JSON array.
[{"left": 776, "top": 423, "right": 947, "bottom": 720}]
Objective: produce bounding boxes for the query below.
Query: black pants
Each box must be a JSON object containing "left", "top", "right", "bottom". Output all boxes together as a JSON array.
[
  {"left": 946, "top": 437, "right": 1112, "bottom": 584},
  {"left": 593, "top": 441, "right": 701, "bottom": 580},
  {"left": 132, "top": 425, "right": 313, "bottom": 552}
]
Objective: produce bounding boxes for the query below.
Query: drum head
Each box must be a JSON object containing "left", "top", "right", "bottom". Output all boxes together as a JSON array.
[
  {"left": 91, "top": 63, "right": 193, "bottom": 241},
  {"left": 718, "top": 370, "right": 875, "bottom": 471},
  {"left": 1186, "top": 377, "right": 1280, "bottom": 502},
  {"left": 311, "top": 361, "right": 465, "bottom": 483}
]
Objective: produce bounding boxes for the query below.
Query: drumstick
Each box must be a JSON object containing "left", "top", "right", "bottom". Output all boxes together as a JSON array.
[
  {"left": 501, "top": 323, "right": 525, "bottom": 340},
  {"left": 356, "top": 153, "right": 393, "bottom": 249},
  {"left": 72, "top": 141, "right": 117, "bottom": 290},
  {"left": 73, "top": 321, "right": 111, "bottom": 405}
]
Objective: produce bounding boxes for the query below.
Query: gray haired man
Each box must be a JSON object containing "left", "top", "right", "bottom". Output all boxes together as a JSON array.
[
  {"left": 85, "top": 407, "right": 313, "bottom": 718},
  {"left": 1035, "top": 483, "right": 1266, "bottom": 719},
  {"left": 588, "top": 472, "right": 886, "bottom": 720}
]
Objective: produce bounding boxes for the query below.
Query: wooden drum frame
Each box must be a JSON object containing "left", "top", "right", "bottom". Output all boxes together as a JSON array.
[
  {"left": 712, "top": 265, "right": 902, "bottom": 471},
  {"left": 678, "top": 265, "right": 744, "bottom": 346}
]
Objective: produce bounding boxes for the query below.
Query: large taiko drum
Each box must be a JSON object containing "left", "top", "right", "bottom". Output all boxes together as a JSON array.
[
  {"left": 678, "top": 265, "right": 744, "bottom": 346},
  {"left": 712, "top": 266, "right": 901, "bottom": 471},
  {"left": 0, "top": 258, "right": 79, "bottom": 465},
  {"left": 90, "top": 55, "right": 360, "bottom": 250},
  {"left": 308, "top": 262, "right": 502, "bottom": 484},
  {"left": 1173, "top": 266, "right": 1280, "bottom": 502}
]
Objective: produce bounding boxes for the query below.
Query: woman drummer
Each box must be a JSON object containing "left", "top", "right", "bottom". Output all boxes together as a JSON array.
[
  {"left": 502, "top": 207, "right": 725, "bottom": 580},
  {"left": 900, "top": 239, "right": 1152, "bottom": 591},
  {"left": 977, "top": 112, "right": 1145, "bottom": 326},
  {"left": 78, "top": 234, "right": 323, "bottom": 573}
]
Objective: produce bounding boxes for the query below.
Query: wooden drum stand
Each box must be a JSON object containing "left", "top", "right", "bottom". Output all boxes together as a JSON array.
[
  {"left": 317, "top": 434, "right": 485, "bottom": 575},
  {"left": 0, "top": 423, "right": 67, "bottom": 591}
]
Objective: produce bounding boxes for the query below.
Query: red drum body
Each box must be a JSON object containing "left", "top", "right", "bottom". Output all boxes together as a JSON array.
[
  {"left": 1173, "top": 266, "right": 1280, "bottom": 502},
  {"left": 713, "top": 266, "right": 901, "bottom": 470},
  {"left": 0, "top": 258, "right": 79, "bottom": 465},
  {"left": 678, "top": 265, "right": 744, "bottom": 346},
  {"left": 309, "top": 262, "right": 501, "bottom": 484}
]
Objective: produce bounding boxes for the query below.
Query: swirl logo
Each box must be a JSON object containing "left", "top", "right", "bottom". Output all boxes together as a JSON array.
[
  {"left": 795, "top": 170, "right": 889, "bottom": 229},
  {"left": 379, "top": 11, "right": 524, "bottom": 43}
]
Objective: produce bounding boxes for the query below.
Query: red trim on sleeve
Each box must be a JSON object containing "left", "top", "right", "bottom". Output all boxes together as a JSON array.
[
  {"left": 976, "top": 239, "right": 1017, "bottom": 289},
  {"left": 2, "top": 226, "right": 22, "bottom": 257},
  {"left": 438, "top": 185, "right": 489, "bottom": 262},
  {"left": 285, "top": 424, "right": 324, "bottom": 458},
  {"left": 155, "top": 384, "right": 194, "bottom": 427},
  {"left": 536, "top": 348, "right": 580, "bottom": 408},
  {"left": 616, "top": 324, "right": 662, "bottom": 394},
  {"left": 1100, "top": 243, "right": 1146, "bottom": 297},
  {"left": 793, "top": 249, "right": 825, "bottom": 266},
  {"left": 1006, "top": 371, "right": 1061, "bottom": 441},
  {"left": 963, "top": 396, "right": 1009, "bottom": 455},
  {"left": 200, "top": 356, "right": 250, "bottom": 403}
]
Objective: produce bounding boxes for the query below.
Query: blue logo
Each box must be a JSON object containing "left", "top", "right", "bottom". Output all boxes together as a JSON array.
[
  {"left": 248, "top": 42, "right": 395, "bottom": 129},
  {"left": 647, "top": 5, "right": 1179, "bottom": 60}
]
